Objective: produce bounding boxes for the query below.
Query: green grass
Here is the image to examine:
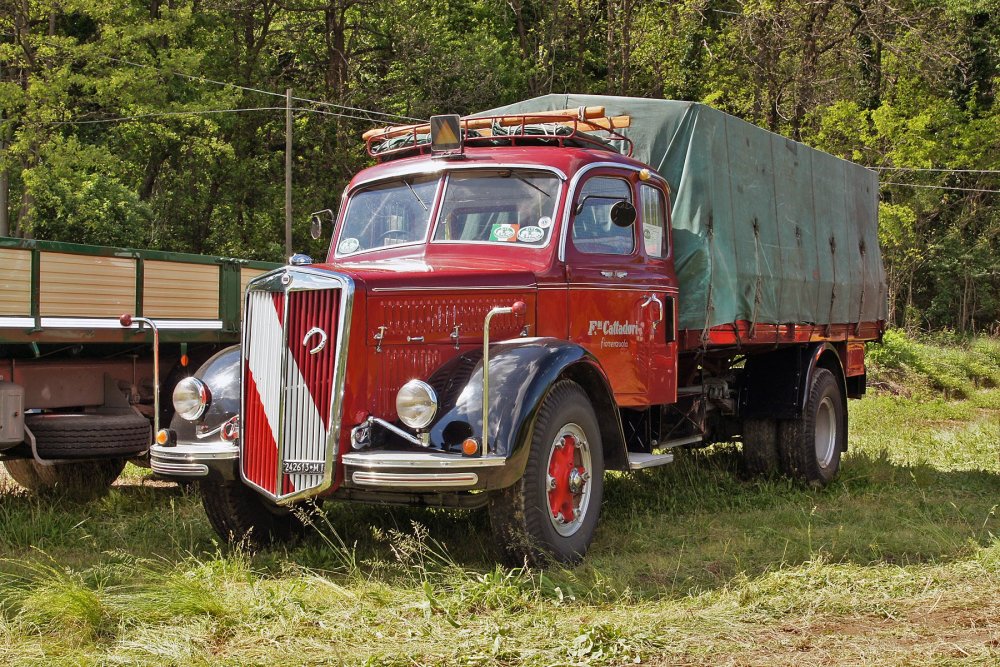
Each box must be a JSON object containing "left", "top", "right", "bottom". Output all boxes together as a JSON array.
[{"left": 0, "top": 333, "right": 998, "bottom": 665}]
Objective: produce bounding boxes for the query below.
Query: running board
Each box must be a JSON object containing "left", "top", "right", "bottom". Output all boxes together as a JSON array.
[{"left": 628, "top": 452, "right": 675, "bottom": 470}]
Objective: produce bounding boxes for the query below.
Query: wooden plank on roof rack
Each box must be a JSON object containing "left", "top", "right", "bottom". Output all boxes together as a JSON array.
[{"left": 362, "top": 106, "right": 608, "bottom": 141}]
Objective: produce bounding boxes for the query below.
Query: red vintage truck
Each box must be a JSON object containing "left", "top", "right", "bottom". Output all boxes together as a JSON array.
[{"left": 149, "top": 95, "right": 887, "bottom": 563}]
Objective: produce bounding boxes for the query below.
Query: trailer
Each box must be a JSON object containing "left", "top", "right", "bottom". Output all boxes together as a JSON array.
[
  {"left": 0, "top": 237, "right": 276, "bottom": 493},
  {"left": 150, "top": 95, "right": 887, "bottom": 562}
]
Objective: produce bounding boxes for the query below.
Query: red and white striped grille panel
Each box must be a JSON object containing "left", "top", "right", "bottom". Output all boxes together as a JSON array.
[{"left": 241, "top": 288, "right": 340, "bottom": 499}]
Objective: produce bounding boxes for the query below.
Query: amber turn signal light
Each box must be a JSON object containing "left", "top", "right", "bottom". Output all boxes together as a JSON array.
[
  {"left": 155, "top": 429, "right": 176, "bottom": 446},
  {"left": 461, "top": 438, "right": 479, "bottom": 456}
]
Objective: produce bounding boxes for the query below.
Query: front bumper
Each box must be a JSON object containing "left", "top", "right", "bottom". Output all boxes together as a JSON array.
[
  {"left": 150, "top": 442, "right": 240, "bottom": 481},
  {"left": 342, "top": 450, "right": 506, "bottom": 490}
]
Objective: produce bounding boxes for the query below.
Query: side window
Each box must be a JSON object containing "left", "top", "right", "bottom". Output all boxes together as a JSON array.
[
  {"left": 640, "top": 184, "right": 667, "bottom": 258},
  {"left": 571, "top": 177, "right": 634, "bottom": 255}
]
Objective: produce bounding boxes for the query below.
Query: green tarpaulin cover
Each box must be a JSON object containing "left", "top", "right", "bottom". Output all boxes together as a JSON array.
[{"left": 481, "top": 95, "right": 888, "bottom": 332}]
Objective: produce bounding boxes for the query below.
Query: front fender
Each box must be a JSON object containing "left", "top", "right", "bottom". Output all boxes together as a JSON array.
[
  {"left": 426, "top": 338, "right": 627, "bottom": 488},
  {"left": 169, "top": 344, "right": 241, "bottom": 445}
]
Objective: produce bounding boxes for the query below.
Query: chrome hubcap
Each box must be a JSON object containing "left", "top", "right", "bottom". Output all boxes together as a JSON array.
[
  {"left": 815, "top": 396, "right": 837, "bottom": 468},
  {"left": 545, "top": 423, "right": 592, "bottom": 537}
]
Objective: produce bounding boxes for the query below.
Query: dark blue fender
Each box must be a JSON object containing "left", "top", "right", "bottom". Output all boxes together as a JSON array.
[
  {"left": 427, "top": 337, "right": 629, "bottom": 489},
  {"left": 169, "top": 344, "right": 241, "bottom": 446}
]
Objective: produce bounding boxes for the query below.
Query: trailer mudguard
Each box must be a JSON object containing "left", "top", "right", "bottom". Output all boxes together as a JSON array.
[
  {"left": 739, "top": 342, "right": 848, "bottom": 447},
  {"left": 426, "top": 338, "right": 629, "bottom": 488}
]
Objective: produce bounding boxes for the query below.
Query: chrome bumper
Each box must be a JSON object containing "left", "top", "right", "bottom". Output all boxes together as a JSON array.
[
  {"left": 342, "top": 450, "right": 505, "bottom": 489},
  {"left": 150, "top": 442, "right": 240, "bottom": 480}
]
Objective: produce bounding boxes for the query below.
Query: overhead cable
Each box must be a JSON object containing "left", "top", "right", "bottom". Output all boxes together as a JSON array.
[
  {"left": 872, "top": 166, "right": 1000, "bottom": 174},
  {"left": 881, "top": 181, "right": 1000, "bottom": 194},
  {"left": 39, "top": 105, "right": 394, "bottom": 126},
  {"left": 101, "top": 55, "right": 424, "bottom": 123}
]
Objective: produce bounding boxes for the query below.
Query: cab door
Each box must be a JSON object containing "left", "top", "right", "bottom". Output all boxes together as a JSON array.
[{"left": 565, "top": 170, "right": 673, "bottom": 407}]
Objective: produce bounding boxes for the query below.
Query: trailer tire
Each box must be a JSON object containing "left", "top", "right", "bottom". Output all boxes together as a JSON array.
[
  {"left": 200, "top": 481, "right": 303, "bottom": 549},
  {"left": 488, "top": 380, "right": 604, "bottom": 565},
  {"left": 3, "top": 458, "right": 127, "bottom": 497},
  {"left": 26, "top": 412, "right": 151, "bottom": 459},
  {"left": 778, "top": 368, "right": 844, "bottom": 487},
  {"left": 742, "top": 418, "right": 779, "bottom": 476}
]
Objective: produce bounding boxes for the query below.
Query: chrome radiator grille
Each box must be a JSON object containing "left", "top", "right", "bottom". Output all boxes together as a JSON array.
[{"left": 240, "top": 270, "right": 350, "bottom": 501}]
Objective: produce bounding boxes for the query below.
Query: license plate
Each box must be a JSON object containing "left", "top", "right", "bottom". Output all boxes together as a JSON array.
[{"left": 282, "top": 460, "right": 325, "bottom": 475}]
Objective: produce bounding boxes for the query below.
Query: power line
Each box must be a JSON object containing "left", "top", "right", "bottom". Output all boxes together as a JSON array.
[
  {"left": 99, "top": 55, "right": 424, "bottom": 123},
  {"left": 36, "top": 105, "right": 392, "bottom": 126},
  {"left": 882, "top": 181, "right": 1000, "bottom": 194},
  {"left": 0, "top": 33, "right": 423, "bottom": 124},
  {"left": 45, "top": 106, "right": 288, "bottom": 125},
  {"left": 872, "top": 166, "right": 1000, "bottom": 174}
]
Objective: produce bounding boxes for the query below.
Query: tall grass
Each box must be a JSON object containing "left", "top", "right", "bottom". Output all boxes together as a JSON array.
[{"left": 867, "top": 328, "right": 1000, "bottom": 397}]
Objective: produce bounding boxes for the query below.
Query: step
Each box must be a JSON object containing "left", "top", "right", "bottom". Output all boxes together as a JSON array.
[{"left": 627, "top": 452, "right": 675, "bottom": 470}]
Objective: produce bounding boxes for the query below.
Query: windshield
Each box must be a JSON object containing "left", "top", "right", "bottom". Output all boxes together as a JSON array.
[
  {"left": 433, "top": 170, "right": 560, "bottom": 246},
  {"left": 335, "top": 176, "right": 437, "bottom": 256}
]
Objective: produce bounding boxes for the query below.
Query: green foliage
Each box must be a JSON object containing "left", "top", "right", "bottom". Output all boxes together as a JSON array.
[{"left": 0, "top": 0, "right": 997, "bottom": 327}]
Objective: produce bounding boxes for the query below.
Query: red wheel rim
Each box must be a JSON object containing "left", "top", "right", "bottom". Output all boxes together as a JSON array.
[{"left": 545, "top": 423, "right": 592, "bottom": 537}]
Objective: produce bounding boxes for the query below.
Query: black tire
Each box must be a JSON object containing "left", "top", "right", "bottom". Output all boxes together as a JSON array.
[
  {"left": 488, "top": 380, "right": 604, "bottom": 565},
  {"left": 742, "top": 418, "right": 779, "bottom": 476},
  {"left": 200, "top": 481, "right": 303, "bottom": 549},
  {"left": 778, "top": 368, "right": 845, "bottom": 487},
  {"left": 26, "top": 412, "right": 151, "bottom": 459},
  {"left": 3, "top": 458, "right": 127, "bottom": 497}
]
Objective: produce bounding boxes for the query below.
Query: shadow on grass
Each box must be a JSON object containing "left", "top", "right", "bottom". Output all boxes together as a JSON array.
[
  {"left": 280, "top": 443, "right": 1000, "bottom": 598},
  {"left": 2, "top": 444, "right": 998, "bottom": 599}
]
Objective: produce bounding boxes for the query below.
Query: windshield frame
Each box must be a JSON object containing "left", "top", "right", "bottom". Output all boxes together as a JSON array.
[{"left": 333, "top": 164, "right": 566, "bottom": 259}]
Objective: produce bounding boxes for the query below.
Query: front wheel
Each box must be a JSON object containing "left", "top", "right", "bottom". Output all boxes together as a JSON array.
[
  {"left": 488, "top": 380, "right": 604, "bottom": 565},
  {"left": 778, "top": 368, "right": 845, "bottom": 487},
  {"left": 199, "top": 481, "right": 303, "bottom": 549}
]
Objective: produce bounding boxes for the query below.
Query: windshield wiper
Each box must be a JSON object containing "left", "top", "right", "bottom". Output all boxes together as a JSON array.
[
  {"left": 514, "top": 174, "right": 550, "bottom": 198},
  {"left": 403, "top": 178, "right": 428, "bottom": 211}
]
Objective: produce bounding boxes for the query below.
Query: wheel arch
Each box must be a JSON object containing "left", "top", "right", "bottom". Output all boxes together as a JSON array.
[
  {"left": 556, "top": 359, "right": 628, "bottom": 472},
  {"left": 426, "top": 338, "right": 628, "bottom": 487},
  {"left": 740, "top": 342, "right": 848, "bottom": 426}
]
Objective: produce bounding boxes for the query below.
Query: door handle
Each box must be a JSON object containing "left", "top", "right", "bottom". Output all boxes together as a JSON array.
[
  {"left": 601, "top": 270, "right": 628, "bottom": 279},
  {"left": 641, "top": 294, "right": 664, "bottom": 332}
]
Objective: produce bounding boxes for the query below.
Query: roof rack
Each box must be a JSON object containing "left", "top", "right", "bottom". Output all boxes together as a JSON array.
[{"left": 362, "top": 107, "right": 633, "bottom": 160}]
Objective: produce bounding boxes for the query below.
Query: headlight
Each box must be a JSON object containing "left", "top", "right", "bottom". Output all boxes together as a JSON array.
[
  {"left": 173, "top": 376, "right": 211, "bottom": 422},
  {"left": 396, "top": 380, "right": 438, "bottom": 429}
]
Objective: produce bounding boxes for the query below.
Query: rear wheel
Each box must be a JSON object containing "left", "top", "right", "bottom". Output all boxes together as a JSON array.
[
  {"left": 742, "top": 418, "right": 779, "bottom": 476},
  {"left": 778, "top": 368, "right": 845, "bottom": 487},
  {"left": 200, "top": 481, "right": 303, "bottom": 549},
  {"left": 488, "top": 380, "right": 604, "bottom": 565},
  {"left": 3, "top": 458, "right": 127, "bottom": 497}
]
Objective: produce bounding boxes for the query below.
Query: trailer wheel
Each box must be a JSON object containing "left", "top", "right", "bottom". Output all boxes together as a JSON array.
[
  {"left": 742, "top": 418, "right": 780, "bottom": 476},
  {"left": 488, "top": 380, "right": 604, "bottom": 565},
  {"left": 26, "top": 412, "right": 151, "bottom": 459},
  {"left": 200, "top": 481, "right": 303, "bottom": 549},
  {"left": 778, "top": 368, "right": 844, "bottom": 487},
  {"left": 3, "top": 458, "right": 127, "bottom": 497}
]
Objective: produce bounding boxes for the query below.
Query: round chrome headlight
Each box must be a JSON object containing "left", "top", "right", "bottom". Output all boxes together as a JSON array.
[
  {"left": 172, "top": 376, "right": 211, "bottom": 422},
  {"left": 396, "top": 380, "right": 438, "bottom": 430}
]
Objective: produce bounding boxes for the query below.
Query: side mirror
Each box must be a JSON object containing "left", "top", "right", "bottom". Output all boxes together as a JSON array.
[
  {"left": 610, "top": 201, "right": 636, "bottom": 227},
  {"left": 309, "top": 209, "right": 334, "bottom": 240}
]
